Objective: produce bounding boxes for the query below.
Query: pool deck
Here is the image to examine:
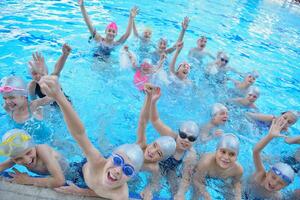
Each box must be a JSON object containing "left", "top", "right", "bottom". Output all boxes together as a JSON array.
[{"left": 0, "top": 178, "right": 104, "bottom": 200}]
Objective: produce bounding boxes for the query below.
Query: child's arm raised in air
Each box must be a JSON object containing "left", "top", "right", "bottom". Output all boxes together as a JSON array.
[
  {"left": 150, "top": 87, "right": 177, "bottom": 139},
  {"left": 253, "top": 118, "right": 287, "bottom": 174},
  {"left": 166, "top": 17, "right": 189, "bottom": 54},
  {"left": 115, "top": 7, "right": 138, "bottom": 45},
  {"left": 132, "top": 19, "right": 140, "bottom": 39},
  {"left": 78, "top": 0, "right": 102, "bottom": 42},
  {"left": 52, "top": 44, "right": 71, "bottom": 77},
  {"left": 38, "top": 76, "right": 104, "bottom": 166},
  {"left": 169, "top": 41, "right": 183, "bottom": 75}
]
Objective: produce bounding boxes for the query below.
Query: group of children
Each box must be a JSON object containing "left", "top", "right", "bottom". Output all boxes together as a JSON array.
[{"left": 0, "top": 0, "right": 299, "bottom": 199}]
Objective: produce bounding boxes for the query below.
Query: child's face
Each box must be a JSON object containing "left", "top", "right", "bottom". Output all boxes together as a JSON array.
[
  {"left": 216, "top": 148, "right": 237, "bottom": 169},
  {"left": 104, "top": 152, "right": 133, "bottom": 188},
  {"left": 217, "top": 55, "right": 229, "bottom": 67},
  {"left": 245, "top": 75, "right": 256, "bottom": 85},
  {"left": 105, "top": 28, "right": 117, "bottom": 40},
  {"left": 264, "top": 171, "right": 287, "bottom": 192},
  {"left": 3, "top": 95, "right": 26, "bottom": 111},
  {"left": 158, "top": 40, "right": 167, "bottom": 50},
  {"left": 213, "top": 111, "right": 228, "bottom": 125},
  {"left": 144, "top": 142, "right": 163, "bottom": 162},
  {"left": 176, "top": 132, "right": 196, "bottom": 150},
  {"left": 246, "top": 93, "right": 258, "bottom": 103},
  {"left": 31, "top": 69, "right": 45, "bottom": 82},
  {"left": 197, "top": 37, "right": 207, "bottom": 48},
  {"left": 12, "top": 147, "right": 37, "bottom": 168},
  {"left": 176, "top": 63, "right": 190, "bottom": 80},
  {"left": 141, "top": 62, "right": 152, "bottom": 74},
  {"left": 143, "top": 29, "right": 152, "bottom": 40},
  {"left": 280, "top": 112, "right": 297, "bottom": 131}
]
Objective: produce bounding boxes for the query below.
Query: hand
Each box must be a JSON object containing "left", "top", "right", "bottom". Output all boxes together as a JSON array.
[
  {"left": 28, "top": 52, "right": 47, "bottom": 74},
  {"left": 38, "top": 75, "right": 62, "bottom": 99},
  {"left": 151, "top": 87, "right": 161, "bottom": 102},
  {"left": 62, "top": 43, "right": 71, "bottom": 55},
  {"left": 144, "top": 83, "right": 158, "bottom": 96},
  {"left": 268, "top": 117, "right": 287, "bottom": 138},
  {"left": 54, "top": 181, "right": 84, "bottom": 195},
  {"left": 181, "top": 16, "right": 190, "bottom": 30},
  {"left": 140, "top": 189, "right": 153, "bottom": 200},
  {"left": 130, "top": 6, "right": 139, "bottom": 18},
  {"left": 78, "top": 0, "right": 83, "bottom": 7},
  {"left": 176, "top": 41, "right": 184, "bottom": 50},
  {"left": 8, "top": 168, "right": 31, "bottom": 185}
]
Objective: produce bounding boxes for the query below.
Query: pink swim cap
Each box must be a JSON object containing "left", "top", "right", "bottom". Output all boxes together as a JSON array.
[
  {"left": 106, "top": 22, "right": 118, "bottom": 33},
  {"left": 140, "top": 59, "right": 153, "bottom": 69}
]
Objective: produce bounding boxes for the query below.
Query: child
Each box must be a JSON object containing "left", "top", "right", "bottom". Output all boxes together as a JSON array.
[
  {"left": 228, "top": 71, "right": 259, "bottom": 96},
  {"left": 199, "top": 103, "right": 228, "bottom": 142},
  {"left": 136, "top": 83, "right": 176, "bottom": 199},
  {"left": 39, "top": 75, "right": 144, "bottom": 199},
  {"left": 230, "top": 86, "right": 260, "bottom": 110},
  {"left": 169, "top": 41, "right": 191, "bottom": 82},
  {"left": 246, "top": 110, "right": 298, "bottom": 132},
  {"left": 78, "top": 0, "right": 138, "bottom": 58},
  {"left": 151, "top": 17, "right": 189, "bottom": 63},
  {"left": 1, "top": 76, "right": 42, "bottom": 124},
  {"left": 193, "top": 134, "right": 243, "bottom": 200},
  {"left": 149, "top": 86, "right": 200, "bottom": 198},
  {"left": 245, "top": 118, "right": 295, "bottom": 199},
  {"left": 0, "top": 129, "right": 66, "bottom": 188},
  {"left": 28, "top": 43, "right": 71, "bottom": 109},
  {"left": 188, "top": 36, "right": 215, "bottom": 64}
]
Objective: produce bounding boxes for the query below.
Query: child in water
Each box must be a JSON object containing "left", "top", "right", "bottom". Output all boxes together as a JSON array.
[
  {"left": 228, "top": 71, "right": 259, "bottom": 96},
  {"left": 230, "top": 86, "right": 260, "bottom": 110},
  {"left": 28, "top": 43, "right": 71, "bottom": 109},
  {"left": 39, "top": 75, "right": 144, "bottom": 199},
  {"left": 78, "top": 0, "right": 138, "bottom": 57},
  {"left": 188, "top": 36, "right": 215, "bottom": 64},
  {"left": 136, "top": 83, "right": 176, "bottom": 199},
  {"left": 199, "top": 103, "right": 228, "bottom": 142},
  {"left": 192, "top": 134, "right": 243, "bottom": 200},
  {"left": 0, "top": 129, "right": 66, "bottom": 188},
  {"left": 245, "top": 118, "right": 295, "bottom": 199}
]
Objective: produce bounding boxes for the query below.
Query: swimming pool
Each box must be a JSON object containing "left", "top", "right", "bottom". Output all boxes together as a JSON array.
[{"left": 0, "top": 0, "right": 299, "bottom": 199}]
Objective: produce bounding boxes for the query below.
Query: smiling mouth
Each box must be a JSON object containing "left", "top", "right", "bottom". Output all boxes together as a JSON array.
[{"left": 107, "top": 171, "right": 118, "bottom": 182}]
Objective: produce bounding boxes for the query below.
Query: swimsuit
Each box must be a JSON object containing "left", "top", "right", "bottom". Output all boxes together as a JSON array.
[
  {"left": 65, "top": 158, "right": 88, "bottom": 188},
  {"left": 159, "top": 151, "right": 186, "bottom": 176},
  {"left": 35, "top": 82, "right": 71, "bottom": 105}
]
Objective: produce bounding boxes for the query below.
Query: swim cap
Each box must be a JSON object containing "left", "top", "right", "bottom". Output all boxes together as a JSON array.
[
  {"left": 211, "top": 103, "right": 228, "bottom": 117},
  {"left": 217, "top": 133, "right": 240, "bottom": 155},
  {"left": 155, "top": 136, "right": 176, "bottom": 160},
  {"left": 0, "top": 129, "right": 34, "bottom": 157},
  {"left": 246, "top": 71, "right": 259, "bottom": 79},
  {"left": 271, "top": 162, "right": 295, "bottom": 185},
  {"left": 0, "top": 76, "right": 28, "bottom": 97},
  {"left": 290, "top": 111, "right": 299, "bottom": 122},
  {"left": 217, "top": 51, "right": 228, "bottom": 60},
  {"left": 106, "top": 22, "right": 118, "bottom": 33},
  {"left": 179, "top": 121, "right": 199, "bottom": 138},
  {"left": 247, "top": 86, "right": 260, "bottom": 97},
  {"left": 114, "top": 143, "right": 144, "bottom": 172},
  {"left": 141, "top": 59, "right": 153, "bottom": 69},
  {"left": 144, "top": 27, "right": 152, "bottom": 32},
  {"left": 177, "top": 61, "right": 190, "bottom": 72}
]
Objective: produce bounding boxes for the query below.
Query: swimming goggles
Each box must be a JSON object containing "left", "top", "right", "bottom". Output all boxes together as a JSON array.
[
  {"left": 178, "top": 130, "right": 197, "bottom": 142},
  {"left": 271, "top": 166, "right": 292, "bottom": 184},
  {"left": 220, "top": 58, "right": 228, "bottom": 64},
  {"left": 0, "top": 132, "right": 32, "bottom": 156},
  {"left": 111, "top": 154, "right": 135, "bottom": 177},
  {"left": 0, "top": 86, "right": 25, "bottom": 93}
]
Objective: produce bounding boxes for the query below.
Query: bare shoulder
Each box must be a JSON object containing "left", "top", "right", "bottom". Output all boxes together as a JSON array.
[
  {"left": 196, "top": 153, "right": 214, "bottom": 169},
  {"left": 233, "top": 162, "right": 243, "bottom": 176}
]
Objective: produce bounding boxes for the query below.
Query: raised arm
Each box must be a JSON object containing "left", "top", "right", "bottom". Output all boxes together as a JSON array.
[
  {"left": 78, "top": 0, "right": 102, "bottom": 41},
  {"left": 245, "top": 112, "right": 274, "bottom": 122},
  {"left": 132, "top": 19, "right": 140, "bottom": 38},
  {"left": 166, "top": 17, "right": 189, "bottom": 54},
  {"left": 38, "top": 76, "right": 103, "bottom": 165},
  {"left": 152, "top": 54, "right": 166, "bottom": 73},
  {"left": 116, "top": 7, "right": 138, "bottom": 45},
  {"left": 52, "top": 44, "right": 71, "bottom": 77},
  {"left": 253, "top": 118, "right": 287, "bottom": 173},
  {"left": 150, "top": 88, "right": 177, "bottom": 139},
  {"left": 169, "top": 42, "right": 183, "bottom": 75}
]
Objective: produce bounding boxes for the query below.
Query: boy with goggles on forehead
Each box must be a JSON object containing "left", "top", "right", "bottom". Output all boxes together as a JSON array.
[
  {"left": 245, "top": 117, "right": 295, "bottom": 199},
  {"left": 149, "top": 85, "right": 200, "bottom": 199},
  {"left": 192, "top": 133, "right": 243, "bottom": 200},
  {"left": 38, "top": 75, "right": 144, "bottom": 199},
  {"left": 135, "top": 83, "right": 176, "bottom": 199}
]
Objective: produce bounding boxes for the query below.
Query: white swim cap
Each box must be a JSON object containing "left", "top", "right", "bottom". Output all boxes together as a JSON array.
[
  {"left": 290, "top": 111, "right": 299, "bottom": 122},
  {"left": 115, "top": 143, "right": 144, "bottom": 172},
  {"left": 0, "top": 76, "right": 28, "bottom": 97},
  {"left": 179, "top": 121, "right": 199, "bottom": 138},
  {"left": 246, "top": 71, "right": 259, "bottom": 79},
  {"left": 211, "top": 103, "right": 228, "bottom": 117},
  {"left": 247, "top": 86, "right": 260, "bottom": 97},
  {"left": 217, "top": 133, "right": 240, "bottom": 155},
  {"left": 0, "top": 129, "right": 34, "bottom": 157},
  {"left": 271, "top": 162, "right": 295, "bottom": 184},
  {"left": 155, "top": 136, "right": 176, "bottom": 160}
]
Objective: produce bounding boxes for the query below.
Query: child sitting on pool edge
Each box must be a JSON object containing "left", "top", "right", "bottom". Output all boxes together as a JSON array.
[
  {"left": 39, "top": 75, "right": 144, "bottom": 199},
  {"left": 0, "top": 129, "right": 66, "bottom": 188}
]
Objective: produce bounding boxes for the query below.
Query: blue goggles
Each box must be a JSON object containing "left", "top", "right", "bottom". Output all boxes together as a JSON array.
[
  {"left": 112, "top": 154, "right": 135, "bottom": 177},
  {"left": 271, "top": 166, "right": 292, "bottom": 184}
]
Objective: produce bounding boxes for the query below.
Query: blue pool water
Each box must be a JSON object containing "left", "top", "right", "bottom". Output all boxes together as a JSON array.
[{"left": 0, "top": 0, "right": 299, "bottom": 199}]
